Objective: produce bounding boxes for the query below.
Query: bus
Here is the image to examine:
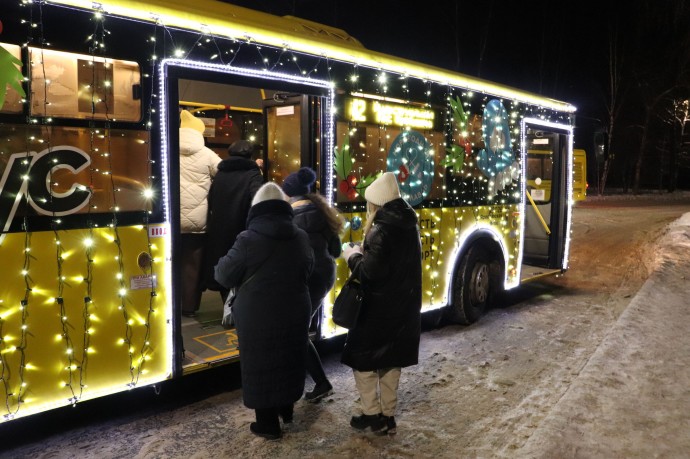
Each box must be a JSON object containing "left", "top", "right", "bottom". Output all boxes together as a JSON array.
[
  {"left": 0, "top": 0, "right": 576, "bottom": 422},
  {"left": 572, "top": 149, "right": 588, "bottom": 201}
]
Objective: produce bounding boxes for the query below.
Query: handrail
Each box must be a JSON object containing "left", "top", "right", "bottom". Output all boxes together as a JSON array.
[
  {"left": 526, "top": 190, "right": 551, "bottom": 235},
  {"left": 179, "top": 101, "right": 263, "bottom": 114}
]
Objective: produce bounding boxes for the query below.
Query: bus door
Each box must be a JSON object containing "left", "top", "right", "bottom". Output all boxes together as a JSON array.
[
  {"left": 164, "top": 65, "right": 330, "bottom": 375},
  {"left": 522, "top": 125, "right": 571, "bottom": 273},
  {"left": 262, "top": 94, "right": 324, "bottom": 184},
  {"left": 262, "top": 93, "right": 327, "bottom": 334}
]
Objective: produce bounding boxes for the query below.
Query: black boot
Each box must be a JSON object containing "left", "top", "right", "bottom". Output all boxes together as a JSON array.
[
  {"left": 305, "top": 341, "right": 333, "bottom": 403},
  {"left": 252, "top": 408, "right": 281, "bottom": 440},
  {"left": 279, "top": 404, "right": 294, "bottom": 424},
  {"left": 350, "top": 413, "right": 385, "bottom": 432},
  {"left": 304, "top": 381, "right": 333, "bottom": 402},
  {"left": 376, "top": 415, "right": 397, "bottom": 435}
]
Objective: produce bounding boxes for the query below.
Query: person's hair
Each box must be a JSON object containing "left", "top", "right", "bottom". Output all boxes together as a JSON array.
[
  {"left": 363, "top": 201, "right": 380, "bottom": 235},
  {"left": 305, "top": 193, "right": 344, "bottom": 235}
]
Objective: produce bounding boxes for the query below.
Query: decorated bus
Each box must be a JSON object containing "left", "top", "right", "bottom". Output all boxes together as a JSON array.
[{"left": 0, "top": 0, "right": 576, "bottom": 422}]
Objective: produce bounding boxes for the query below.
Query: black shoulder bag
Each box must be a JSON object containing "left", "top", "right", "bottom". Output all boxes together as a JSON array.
[{"left": 331, "top": 274, "right": 363, "bottom": 329}]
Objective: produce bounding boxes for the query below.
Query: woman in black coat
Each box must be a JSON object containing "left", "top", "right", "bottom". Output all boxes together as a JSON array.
[
  {"left": 205, "top": 140, "right": 263, "bottom": 300},
  {"left": 282, "top": 167, "right": 343, "bottom": 402},
  {"left": 341, "top": 172, "right": 422, "bottom": 435},
  {"left": 214, "top": 182, "right": 314, "bottom": 440}
]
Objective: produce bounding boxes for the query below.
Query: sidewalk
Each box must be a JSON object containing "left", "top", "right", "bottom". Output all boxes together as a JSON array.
[{"left": 518, "top": 213, "right": 690, "bottom": 458}]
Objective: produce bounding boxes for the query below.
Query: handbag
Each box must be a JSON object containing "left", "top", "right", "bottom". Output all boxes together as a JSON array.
[
  {"left": 331, "top": 275, "right": 363, "bottom": 329},
  {"left": 221, "top": 288, "right": 236, "bottom": 329},
  {"left": 219, "top": 243, "right": 275, "bottom": 329}
]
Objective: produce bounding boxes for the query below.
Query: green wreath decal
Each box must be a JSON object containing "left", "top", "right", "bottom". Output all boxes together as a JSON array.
[
  {"left": 441, "top": 95, "right": 473, "bottom": 171},
  {"left": 333, "top": 143, "right": 379, "bottom": 200}
]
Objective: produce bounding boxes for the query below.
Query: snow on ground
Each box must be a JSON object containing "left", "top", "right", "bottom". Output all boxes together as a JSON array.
[{"left": 2, "top": 192, "right": 690, "bottom": 458}]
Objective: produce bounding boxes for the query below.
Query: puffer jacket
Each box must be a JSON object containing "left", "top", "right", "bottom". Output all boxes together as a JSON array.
[
  {"left": 179, "top": 127, "right": 221, "bottom": 233},
  {"left": 214, "top": 200, "right": 314, "bottom": 409},
  {"left": 341, "top": 198, "right": 422, "bottom": 371},
  {"left": 291, "top": 198, "right": 339, "bottom": 314}
]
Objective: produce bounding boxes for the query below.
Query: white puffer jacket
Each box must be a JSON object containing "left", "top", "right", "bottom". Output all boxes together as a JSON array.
[{"left": 179, "top": 127, "right": 222, "bottom": 233}]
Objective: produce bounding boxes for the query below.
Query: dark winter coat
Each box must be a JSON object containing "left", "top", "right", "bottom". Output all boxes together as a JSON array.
[
  {"left": 341, "top": 198, "right": 422, "bottom": 371},
  {"left": 291, "top": 198, "right": 340, "bottom": 315},
  {"left": 214, "top": 200, "right": 314, "bottom": 409},
  {"left": 204, "top": 156, "right": 263, "bottom": 290}
]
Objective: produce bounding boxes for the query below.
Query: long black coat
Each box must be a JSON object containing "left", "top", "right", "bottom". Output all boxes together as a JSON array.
[
  {"left": 204, "top": 156, "right": 263, "bottom": 290},
  {"left": 214, "top": 200, "right": 314, "bottom": 409},
  {"left": 292, "top": 199, "right": 338, "bottom": 314},
  {"left": 341, "top": 198, "right": 422, "bottom": 371}
]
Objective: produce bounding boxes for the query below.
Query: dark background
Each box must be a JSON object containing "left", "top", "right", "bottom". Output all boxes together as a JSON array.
[{"left": 220, "top": 0, "right": 690, "bottom": 193}]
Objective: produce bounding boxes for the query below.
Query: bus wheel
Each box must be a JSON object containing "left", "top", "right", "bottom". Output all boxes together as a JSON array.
[{"left": 445, "top": 245, "right": 490, "bottom": 324}]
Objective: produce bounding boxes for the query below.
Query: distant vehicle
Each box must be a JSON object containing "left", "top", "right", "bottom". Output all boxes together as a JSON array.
[
  {"left": 0, "top": 0, "right": 576, "bottom": 423},
  {"left": 572, "top": 149, "right": 588, "bottom": 202},
  {"left": 527, "top": 148, "right": 587, "bottom": 203}
]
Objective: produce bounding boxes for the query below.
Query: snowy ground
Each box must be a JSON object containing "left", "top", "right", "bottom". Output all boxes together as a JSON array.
[{"left": 2, "top": 192, "right": 690, "bottom": 459}]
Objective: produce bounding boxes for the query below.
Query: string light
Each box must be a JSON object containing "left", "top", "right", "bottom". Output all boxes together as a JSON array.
[{"left": 0, "top": 0, "right": 574, "bottom": 419}]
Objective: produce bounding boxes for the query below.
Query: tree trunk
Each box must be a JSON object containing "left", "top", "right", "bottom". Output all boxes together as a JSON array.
[{"left": 633, "top": 118, "right": 649, "bottom": 194}]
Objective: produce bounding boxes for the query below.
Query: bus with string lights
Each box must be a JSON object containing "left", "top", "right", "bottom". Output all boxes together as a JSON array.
[{"left": 0, "top": 0, "right": 576, "bottom": 423}]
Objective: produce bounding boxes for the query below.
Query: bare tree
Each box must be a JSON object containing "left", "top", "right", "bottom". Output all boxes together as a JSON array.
[
  {"left": 629, "top": 0, "right": 690, "bottom": 193},
  {"left": 598, "top": 24, "right": 624, "bottom": 195}
]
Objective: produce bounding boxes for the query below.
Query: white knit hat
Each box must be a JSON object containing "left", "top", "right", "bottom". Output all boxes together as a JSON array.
[
  {"left": 180, "top": 110, "right": 205, "bottom": 134},
  {"left": 251, "top": 182, "right": 287, "bottom": 206},
  {"left": 364, "top": 172, "right": 401, "bottom": 206}
]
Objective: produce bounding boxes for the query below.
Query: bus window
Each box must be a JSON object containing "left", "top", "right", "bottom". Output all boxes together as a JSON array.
[
  {"left": 29, "top": 47, "right": 141, "bottom": 121},
  {"left": 0, "top": 124, "right": 150, "bottom": 229},
  {"left": 334, "top": 121, "right": 446, "bottom": 204},
  {"left": 526, "top": 132, "right": 555, "bottom": 202},
  {"left": 0, "top": 43, "right": 24, "bottom": 114}
]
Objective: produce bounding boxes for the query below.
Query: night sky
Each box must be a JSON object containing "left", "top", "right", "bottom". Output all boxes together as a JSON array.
[
  {"left": 220, "top": 0, "right": 611, "bottom": 115},
  {"left": 220, "top": 1, "right": 690, "bottom": 190}
]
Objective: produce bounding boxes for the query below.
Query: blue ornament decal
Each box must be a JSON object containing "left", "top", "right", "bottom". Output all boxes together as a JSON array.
[
  {"left": 477, "top": 99, "right": 514, "bottom": 178},
  {"left": 350, "top": 216, "right": 362, "bottom": 231},
  {"left": 386, "top": 131, "right": 434, "bottom": 206}
]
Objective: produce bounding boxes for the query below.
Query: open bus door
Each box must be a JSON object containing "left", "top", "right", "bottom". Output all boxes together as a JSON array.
[
  {"left": 262, "top": 93, "right": 327, "bottom": 334},
  {"left": 262, "top": 94, "right": 324, "bottom": 183},
  {"left": 521, "top": 125, "right": 571, "bottom": 281}
]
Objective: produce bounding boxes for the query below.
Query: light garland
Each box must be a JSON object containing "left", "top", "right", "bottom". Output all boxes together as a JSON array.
[{"left": 0, "top": 0, "right": 576, "bottom": 420}]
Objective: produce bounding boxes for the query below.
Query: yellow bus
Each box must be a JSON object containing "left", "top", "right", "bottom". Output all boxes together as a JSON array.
[
  {"left": 0, "top": 0, "right": 576, "bottom": 422},
  {"left": 572, "top": 149, "right": 588, "bottom": 201},
  {"left": 527, "top": 148, "right": 586, "bottom": 205}
]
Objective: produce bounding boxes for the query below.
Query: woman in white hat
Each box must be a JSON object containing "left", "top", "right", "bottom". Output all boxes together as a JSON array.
[
  {"left": 340, "top": 171, "right": 423, "bottom": 435},
  {"left": 214, "top": 182, "right": 314, "bottom": 440}
]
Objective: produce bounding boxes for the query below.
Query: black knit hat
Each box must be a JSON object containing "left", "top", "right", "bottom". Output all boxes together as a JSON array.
[
  {"left": 228, "top": 140, "right": 253, "bottom": 157},
  {"left": 282, "top": 167, "right": 316, "bottom": 197}
]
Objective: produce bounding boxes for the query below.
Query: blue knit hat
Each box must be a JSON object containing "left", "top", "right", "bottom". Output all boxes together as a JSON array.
[{"left": 282, "top": 167, "right": 316, "bottom": 197}]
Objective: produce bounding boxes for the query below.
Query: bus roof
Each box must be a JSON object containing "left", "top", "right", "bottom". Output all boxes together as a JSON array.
[{"left": 50, "top": 0, "right": 576, "bottom": 113}]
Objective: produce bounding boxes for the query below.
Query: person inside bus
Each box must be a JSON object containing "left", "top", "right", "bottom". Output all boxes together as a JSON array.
[
  {"left": 204, "top": 139, "right": 263, "bottom": 302},
  {"left": 340, "top": 171, "right": 422, "bottom": 435},
  {"left": 178, "top": 110, "right": 222, "bottom": 317},
  {"left": 281, "top": 167, "right": 344, "bottom": 403},
  {"left": 214, "top": 182, "right": 314, "bottom": 440}
]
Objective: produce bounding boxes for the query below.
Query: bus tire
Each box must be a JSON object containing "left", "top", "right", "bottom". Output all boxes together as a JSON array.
[{"left": 445, "top": 245, "right": 491, "bottom": 324}]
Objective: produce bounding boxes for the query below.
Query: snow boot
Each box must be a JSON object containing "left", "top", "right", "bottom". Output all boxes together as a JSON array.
[{"left": 350, "top": 413, "right": 385, "bottom": 432}]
